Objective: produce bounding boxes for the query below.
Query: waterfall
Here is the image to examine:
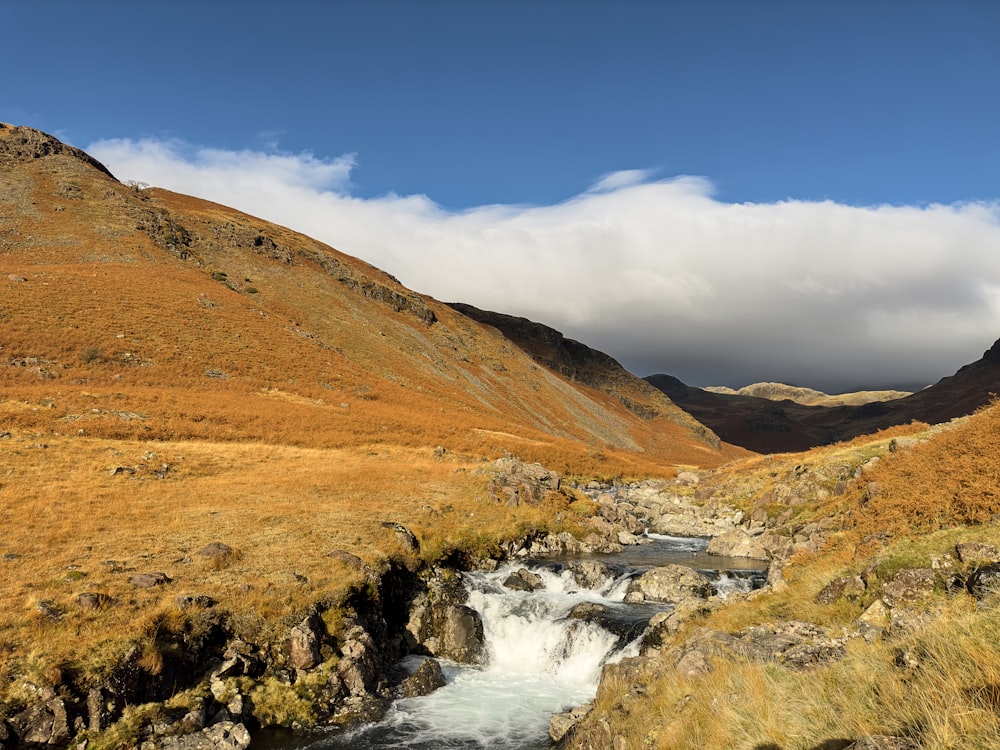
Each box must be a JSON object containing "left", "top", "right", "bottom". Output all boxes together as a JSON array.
[
  {"left": 318, "top": 563, "right": 644, "bottom": 749},
  {"left": 289, "top": 536, "right": 767, "bottom": 749}
]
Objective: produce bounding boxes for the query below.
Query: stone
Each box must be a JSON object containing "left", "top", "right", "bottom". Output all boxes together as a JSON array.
[
  {"left": 503, "top": 568, "right": 543, "bottom": 591},
  {"left": 399, "top": 658, "right": 447, "bottom": 698},
  {"left": 967, "top": 563, "right": 1000, "bottom": 600},
  {"left": 405, "top": 593, "right": 486, "bottom": 664},
  {"left": 549, "top": 702, "right": 592, "bottom": 743},
  {"left": 564, "top": 560, "right": 622, "bottom": 590},
  {"left": 955, "top": 542, "right": 1000, "bottom": 564},
  {"left": 287, "top": 617, "right": 321, "bottom": 670},
  {"left": 129, "top": 572, "right": 171, "bottom": 588},
  {"left": 382, "top": 522, "right": 420, "bottom": 552},
  {"left": 77, "top": 592, "right": 113, "bottom": 609},
  {"left": 814, "top": 575, "right": 866, "bottom": 605},
  {"left": 197, "top": 542, "right": 235, "bottom": 562},
  {"left": 338, "top": 625, "right": 381, "bottom": 696},
  {"left": 624, "top": 565, "right": 714, "bottom": 604},
  {"left": 880, "top": 568, "right": 936, "bottom": 607}
]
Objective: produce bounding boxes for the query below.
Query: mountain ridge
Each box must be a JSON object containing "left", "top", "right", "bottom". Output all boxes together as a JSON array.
[{"left": 0, "top": 123, "right": 741, "bottom": 472}]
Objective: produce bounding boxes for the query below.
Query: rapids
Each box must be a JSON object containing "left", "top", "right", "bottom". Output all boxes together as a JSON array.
[{"left": 255, "top": 536, "right": 766, "bottom": 749}]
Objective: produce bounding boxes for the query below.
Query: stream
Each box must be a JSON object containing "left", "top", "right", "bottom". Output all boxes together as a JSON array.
[{"left": 253, "top": 535, "right": 767, "bottom": 749}]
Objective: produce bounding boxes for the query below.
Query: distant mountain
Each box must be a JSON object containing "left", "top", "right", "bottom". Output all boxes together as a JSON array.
[
  {"left": 703, "top": 382, "right": 912, "bottom": 407},
  {"left": 647, "top": 343, "right": 1000, "bottom": 453},
  {"left": 0, "top": 124, "right": 738, "bottom": 472}
]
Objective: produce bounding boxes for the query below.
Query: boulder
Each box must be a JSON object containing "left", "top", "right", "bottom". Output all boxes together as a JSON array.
[
  {"left": 287, "top": 617, "right": 321, "bottom": 670},
  {"left": 338, "top": 624, "right": 381, "bottom": 696},
  {"left": 967, "top": 563, "right": 1000, "bottom": 600},
  {"left": 814, "top": 575, "right": 866, "bottom": 605},
  {"left": 880, "top": 569, "right": 936, "bottom": 608},
  {"left": 503, "top": 568, "right": 543, "bottom": 592},
  {"left": 564, "top": 560, "right": 622, "bottom": 590},
  {"left": 624, "top": 565, "right": 714, "bottom": 604},
  {"left": 406, "top": 593, "right": 485, "bottom": 665},
  {"left": 955, "top": 542, "right": 999, "bottom": 564},
  {"left": 129, "top": 572, "right": 171, "bottom": 588},
  {"left": 399, "top": 658, "right": 447, "bottom": 698},
  {"left": 549, "top": 702, "right": 592, "bottom": 743}
]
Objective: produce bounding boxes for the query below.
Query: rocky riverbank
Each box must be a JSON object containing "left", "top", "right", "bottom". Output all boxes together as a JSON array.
[{"left": 10, "top": 446, "right": 971, "bottom": 750}]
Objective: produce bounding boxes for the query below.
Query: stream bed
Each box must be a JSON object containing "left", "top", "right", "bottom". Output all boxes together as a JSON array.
[{"left": 252, "top": 535, "right": 767, "bottom": 750}]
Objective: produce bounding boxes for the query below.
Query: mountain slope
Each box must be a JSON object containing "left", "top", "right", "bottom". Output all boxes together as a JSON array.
[
  {"left": 647, "top": 340, "right": 1000, "bottom": 453},
  {"left": 0, "top": 123, "right": 737, "bottom": 473}
]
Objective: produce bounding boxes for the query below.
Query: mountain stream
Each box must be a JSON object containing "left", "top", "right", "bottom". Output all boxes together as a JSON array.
[{"left": 254, "top": 535, "right": 766, "bottom": 749}]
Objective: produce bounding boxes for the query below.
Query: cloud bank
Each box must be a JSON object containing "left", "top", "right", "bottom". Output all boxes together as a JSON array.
[{"left": 89, "top": 137, "right": 1000, "bottom": 392}]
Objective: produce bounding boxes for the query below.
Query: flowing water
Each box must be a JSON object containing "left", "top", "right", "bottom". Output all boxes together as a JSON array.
[{"left": 253, "top": 536, "right": 767, "bottom": 750}]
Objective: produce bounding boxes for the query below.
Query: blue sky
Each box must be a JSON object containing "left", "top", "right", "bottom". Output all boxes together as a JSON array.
[{"left": 5, "top": 1, "right": 1000, "bottom": 390}]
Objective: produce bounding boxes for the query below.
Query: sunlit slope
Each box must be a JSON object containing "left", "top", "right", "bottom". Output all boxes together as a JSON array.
[{"left": 0, "top": 124, "right": 739, "bottom": 472}]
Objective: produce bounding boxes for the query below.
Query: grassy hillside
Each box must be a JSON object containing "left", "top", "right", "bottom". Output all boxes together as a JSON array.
[
  {"left": 0, "top": 123, "right": 752, "bottom": 728},
  {"left": 572, "top": 402, "right": 1000, "bottom": 749}
]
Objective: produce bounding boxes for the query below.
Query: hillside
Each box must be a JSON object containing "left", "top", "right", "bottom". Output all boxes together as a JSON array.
[
  {"left": 562, "top": 403, "right": 1000, "bottom": 749},
  {"left": 0, "top": 123, "right": 740, "bottom": 474},
  {"left": 0, "top": 124, "right": 757, "bottom": 748},
  {"left": 648, "top": 344, "right": 1000, "bottom": 453}
]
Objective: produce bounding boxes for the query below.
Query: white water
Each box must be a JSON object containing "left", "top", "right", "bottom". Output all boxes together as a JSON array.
[
  {"left": 276, "top": 537, "right": 766, "bottom": 749},
  {"left": 312, "top": 563, "right": 645, "bottom": 749}
]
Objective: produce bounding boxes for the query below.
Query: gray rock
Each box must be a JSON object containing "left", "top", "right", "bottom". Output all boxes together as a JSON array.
[
  {"left": 624, "top": 565, "right": 714, "bottom": 604},
  {"left": 503, "top": 568, "right": 543, "bottom": 591},
  {"left": 814, "top": 575, "right": 866, "bottom": 605},
  {"left": 399, "top": 658, "right": 447, "bottom": 698},
  {"left": 549, "top": 702, "right": 592, "bottom": 743},
  {"left": 880, "top": 568, "right": 936, "bottom": 608},
  {"left": 406, "top": 593, "right": 485, "bottom": 664},
  {"left": 129, "top": 572, "right": 171, "bottom": 588},
  {"left": 956, "top": 542, "right": 999, "bottom": 564},
  {"left": 287, "top": 617, "right": 321, "bottom": 670},
  {"left": 145, "top": 721, "right": 251, "bottom": 749},
  {"left": 968, "top": 563, "right": 1000, "bottom": 600},
  {"left": 338, "top": 624, "right": 381, "bottom": 696}
]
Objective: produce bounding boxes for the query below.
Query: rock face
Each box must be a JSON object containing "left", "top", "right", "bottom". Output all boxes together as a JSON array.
[
  {"left": 624, "top": 565, "right": 715, "bottom": 604},
  {"left": 405, "top": 569, "right": 486, "bottom": 664},
  {"left": 482, "top": 456, "right": 561, "bottom": 506}
]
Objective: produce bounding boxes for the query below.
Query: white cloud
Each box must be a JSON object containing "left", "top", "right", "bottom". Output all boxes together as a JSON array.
[{"left": 88, "top": 137, "right": 1000, "bottom": 392}]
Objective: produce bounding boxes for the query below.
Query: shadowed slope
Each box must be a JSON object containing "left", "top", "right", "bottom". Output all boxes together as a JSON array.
[{"left": 647, "top": 339, "right": 1000, "bottom": 454}]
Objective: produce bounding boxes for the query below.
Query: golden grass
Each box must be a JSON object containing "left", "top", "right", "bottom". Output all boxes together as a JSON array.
[{"left": 0, "top": 433, "right": 589, "bottom": 695}]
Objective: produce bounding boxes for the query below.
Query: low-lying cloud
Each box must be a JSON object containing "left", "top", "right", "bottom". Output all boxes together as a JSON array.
[{"left": 88, "top": 137, "right": 1000, "bottom": 393}]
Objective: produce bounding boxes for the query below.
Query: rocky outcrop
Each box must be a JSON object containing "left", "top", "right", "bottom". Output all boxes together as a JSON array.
[
  {"left": 404, "top": 569, "right": 486, "bottom": 665},
  {"left": 624, "top": 565, "right": 715, "bottom": 604}
]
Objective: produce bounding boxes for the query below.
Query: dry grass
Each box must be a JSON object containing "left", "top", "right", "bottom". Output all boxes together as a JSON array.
[
  {"left": 577, "top": 403, "right": 1000, "bottom": 749},
  {"left": 0, "top": 434, "right": 589, "bottom": 694}
]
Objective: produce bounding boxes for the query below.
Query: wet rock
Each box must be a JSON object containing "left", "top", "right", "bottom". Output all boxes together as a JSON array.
[
  {"left": 407, "top": 597, "right": 485, "bottom": 664},
  {"left": 399, "top": 658, "right": 447, "bottom": 698},
  {"left": 624, "top": 565, "right": 714, "bottom": 604},
  {"left": 503, "top": 568, "right": 543, "bottom": 591},
  {"left": 564, "top": 560, "right": 622, "bottom": 590}
]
